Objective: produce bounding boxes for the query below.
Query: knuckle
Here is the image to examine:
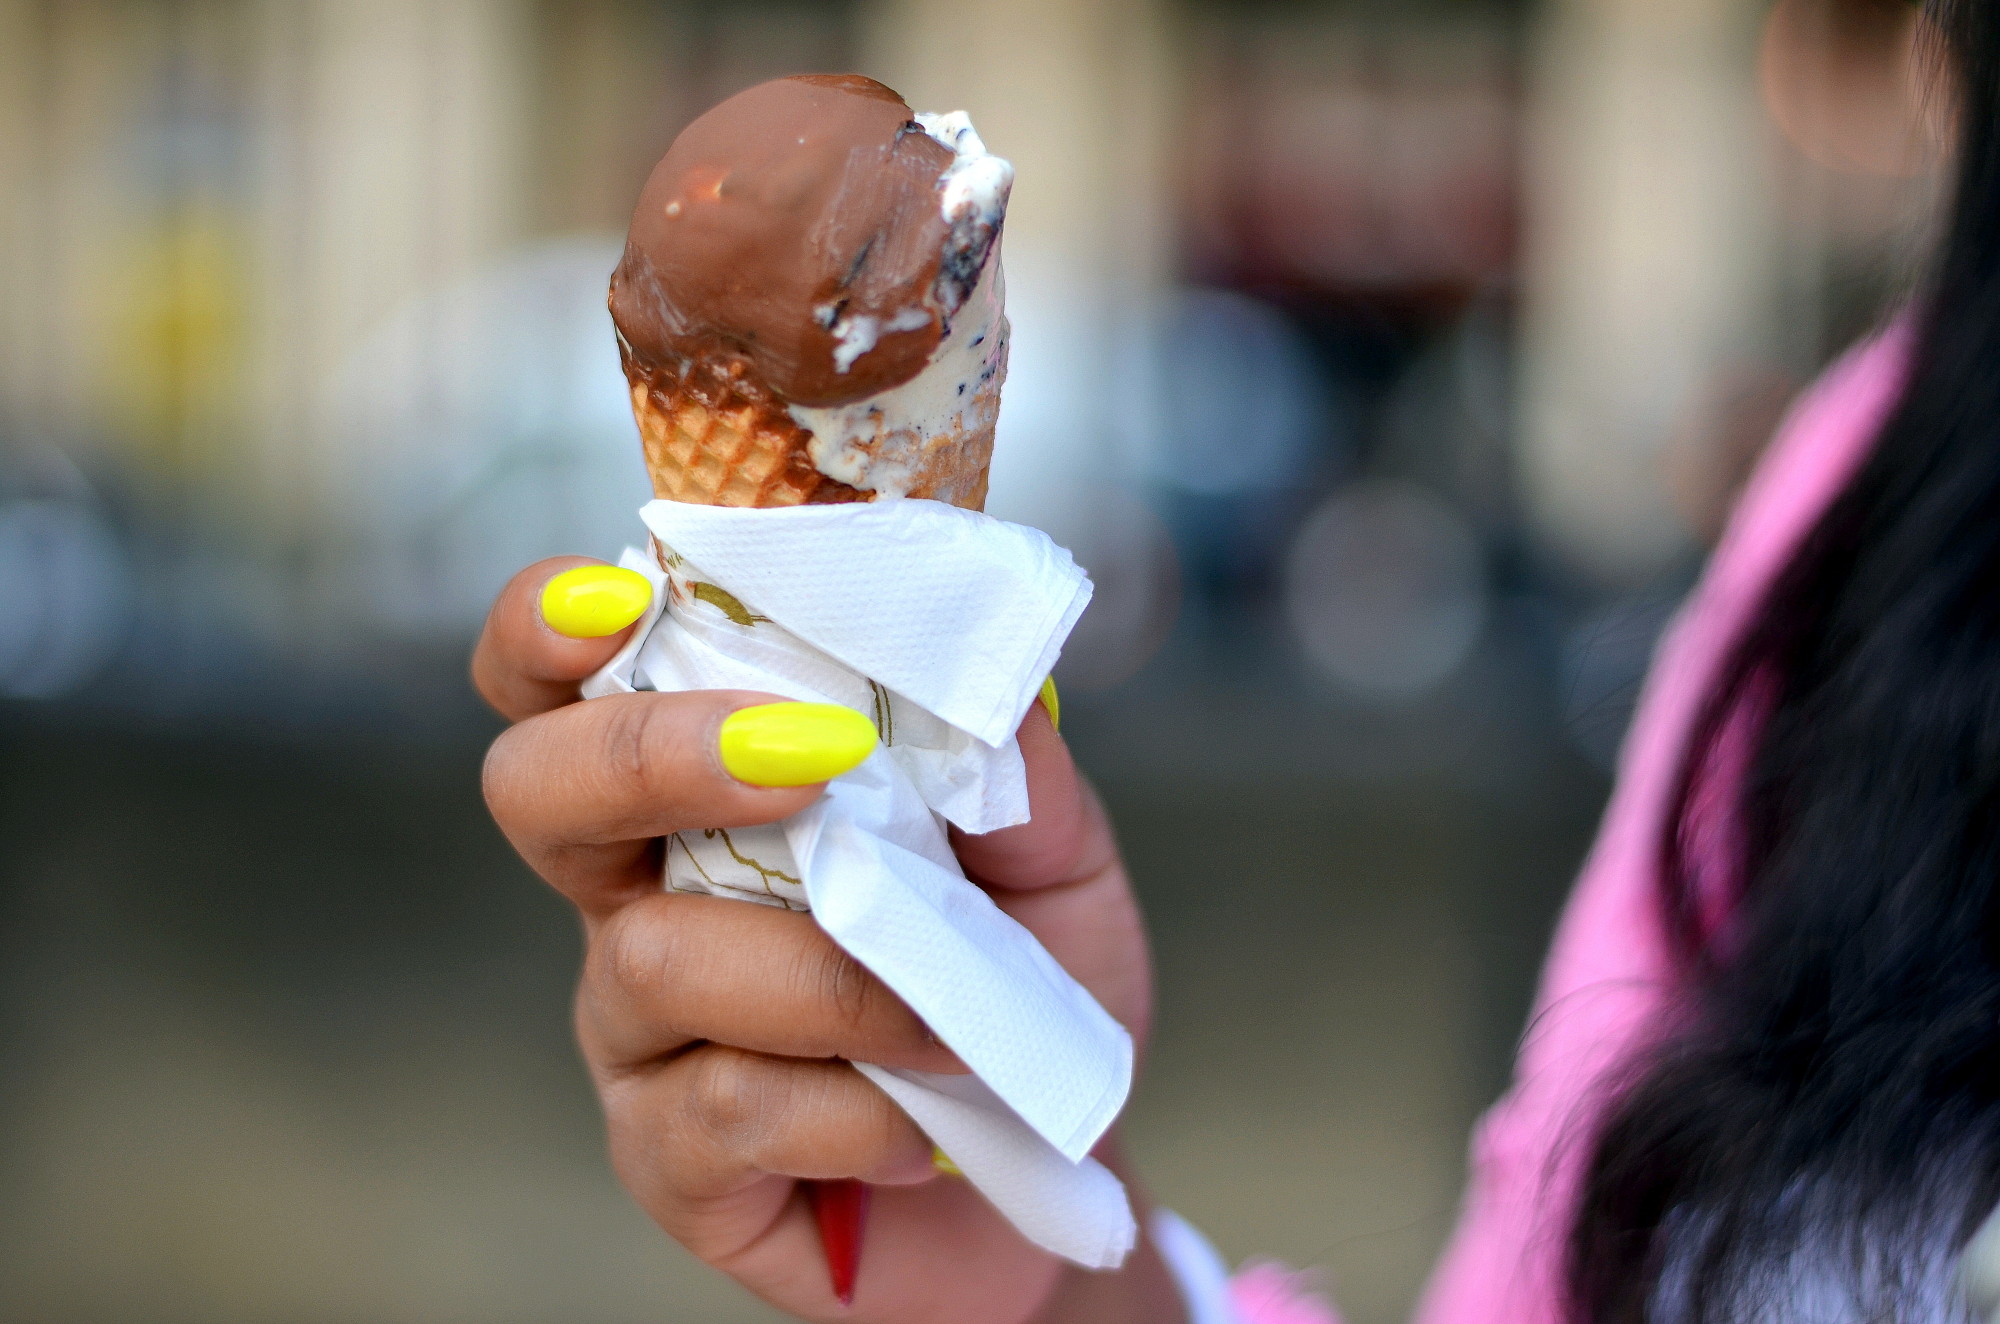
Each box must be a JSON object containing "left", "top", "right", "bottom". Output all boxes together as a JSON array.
[
  {"left": 602, "top": 698, "right": 663, "bottom": 797},
  {"left": 800, "top": 1068, "right": 913, "bottom": 1176},
  {"left": 592, "top": 897, "right": 675, "bottom": 1008},
  {"left": 471, "top": 650, "right": 503, "bottom": 713},
  {"left": 683, "top": 1048, "right": 781, "bottom": 1148},
  {"left": 480, "top": 724, "right": 530, "bottom": 829},
  {"left": 807, "top": 940, "right": 882, "bottom": 1041},
  {"left": 857, "top": 1089, "right": 915, "bottom": 1163},
  {"left": 601, "top": 696, "right": 699, "bottom": 813}
]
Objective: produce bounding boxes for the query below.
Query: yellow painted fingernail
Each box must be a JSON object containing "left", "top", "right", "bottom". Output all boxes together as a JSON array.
[
  {"left": 718, "top": 702, "right": 878, "bottom": 787},
  {"left": 932, "top": 1147, "right": 963, "bottom": 1178},
  {"left": 1039, "top": 675, "right": 1060, "bottom": 733},
  {"left": 541, "top": 565, "right": 652, "bottom": 638}
]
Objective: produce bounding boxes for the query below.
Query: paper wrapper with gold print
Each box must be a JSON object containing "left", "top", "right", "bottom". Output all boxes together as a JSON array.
[{"left": 583, "top": 497, "right": 1137, "bottom": 1270}]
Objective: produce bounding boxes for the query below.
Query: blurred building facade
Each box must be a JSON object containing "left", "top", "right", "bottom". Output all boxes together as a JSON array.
[{"left": 0, "top": 0, "right": 1940, "bottom": 707}]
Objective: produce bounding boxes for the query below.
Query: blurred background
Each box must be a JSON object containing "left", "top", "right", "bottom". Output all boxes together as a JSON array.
[{"left": 0, "top": 0, "right": 1944, "bottom": 1319}]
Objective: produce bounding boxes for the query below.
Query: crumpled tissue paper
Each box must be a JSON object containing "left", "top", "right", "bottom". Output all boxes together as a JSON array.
[{"left": 583, "top": 497, "right": 1137, "bottom": 1270}]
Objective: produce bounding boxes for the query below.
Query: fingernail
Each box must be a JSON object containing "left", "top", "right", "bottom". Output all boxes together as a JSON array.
[
  {"left": 1039, "top": 675, "right": 1061, "bottom": 733},
  {"left": 541, "top": 565, "right": 652, "bottom": 638},
  {"left": 718, "top": 702, "right": 878, "bottom": 787},
  {"left": 932, "top": 1147, "right": 963, "bottom": 1178}
]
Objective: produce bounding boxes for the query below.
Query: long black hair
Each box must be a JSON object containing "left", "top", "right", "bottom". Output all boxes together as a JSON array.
[{"left": 1567, "top": 2, "right": 2000, "bottom": 1319}]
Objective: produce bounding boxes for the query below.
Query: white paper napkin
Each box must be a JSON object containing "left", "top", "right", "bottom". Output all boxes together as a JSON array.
[{"left": 583, "top": 497, "right": 1137, "bottom": 1269}]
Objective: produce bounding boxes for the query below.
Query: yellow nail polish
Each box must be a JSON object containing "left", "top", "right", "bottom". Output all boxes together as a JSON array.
[
  {"left": 541, "top": 565, "right": 652, "bottom": 638},
  {"left": 932, "top": 1147, "right": 963, "bottom": 1178},
  {"left": 1039, "top": 675, "right": 1060, "bottom": 733},
  {"left": 718, "top": 702, "right": 878, "bottom": 787}
]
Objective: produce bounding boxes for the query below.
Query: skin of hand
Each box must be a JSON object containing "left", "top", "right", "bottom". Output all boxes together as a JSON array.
[{"left": 473, "top": 557, "right": 1186, "bottom": 1324}]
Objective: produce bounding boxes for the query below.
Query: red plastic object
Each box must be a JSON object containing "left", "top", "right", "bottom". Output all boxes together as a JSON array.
[{"left": 805, "top": 1179, "right": 871, "bottom": 1306}]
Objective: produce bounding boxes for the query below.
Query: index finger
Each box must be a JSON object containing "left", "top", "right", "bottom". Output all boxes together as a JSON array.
[{"left": 473, "top": 556, "right": 652, "bottom": 722}]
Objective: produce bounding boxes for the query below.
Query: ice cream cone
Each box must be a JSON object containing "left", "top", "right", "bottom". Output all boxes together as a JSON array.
[
  {"left": 610, "top": 77, "right": 1011, "bottom": 520},
  {"left": 629, "top": 370, "right": 996, "bottom": 512}
]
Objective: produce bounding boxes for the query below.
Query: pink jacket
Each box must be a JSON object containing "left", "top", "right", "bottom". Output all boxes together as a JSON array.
[{"left": 1233, "top": 324, "right": 1913, "bottom": 1324}]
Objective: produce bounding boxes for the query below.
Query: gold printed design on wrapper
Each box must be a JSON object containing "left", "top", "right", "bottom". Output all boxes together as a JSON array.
[
  {"left": 708, "top": 826, "right": 802, "bottom": 893},
  {"left": 869, "top": 680, "right": 896, "bottom": 747},
  {"left": 691, "top": 581, "right": 768, "bottom": 626},
  {"left": 666, "top": 832, "right": 721, "bottom": 894},
  {"left": 668, "top": 830, "right": 808, "bottom": 911}
]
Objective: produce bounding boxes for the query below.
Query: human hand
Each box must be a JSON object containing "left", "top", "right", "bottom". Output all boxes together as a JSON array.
[{"left": 473, "top": 557, "right": 1180, "bottom": 1323}]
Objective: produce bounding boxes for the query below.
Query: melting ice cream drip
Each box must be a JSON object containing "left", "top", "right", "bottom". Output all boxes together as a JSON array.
[
  {"left": 823, "top": 304, "right": 935, "bottom": 375},
  {"left": 793, "top": 108, "right": 1013, "bottom": 500},
  {"left": 816, "top": 111, "right": 1012, "bottom": 380},
  {"left": 917, "top": 111, "right": 1014, "bottom": 322},
  {"left": 797, "top": 258, "right": 1007, "bottom": 502}
]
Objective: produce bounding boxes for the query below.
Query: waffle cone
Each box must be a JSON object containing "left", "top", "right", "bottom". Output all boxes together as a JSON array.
[{"left": 630, "top": 373, "right": 993, "bottom": 512}]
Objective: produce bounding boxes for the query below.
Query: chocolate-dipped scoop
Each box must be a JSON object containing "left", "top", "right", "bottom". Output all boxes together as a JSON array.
[
  {"left": 612, "top": 75, "right": 1011, "bottom": 510},
  {"left": 610, "top": 74, "right": 968, "bottom": 408}
]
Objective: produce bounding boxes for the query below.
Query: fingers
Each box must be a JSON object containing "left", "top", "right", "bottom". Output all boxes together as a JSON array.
[
  {"left": 473, "top": 557, "right": 653, "bottom": 723},
  {"left": 608, "top": 1048, "right": 938, "bottom": 1215},
  {"left": 953, "top": 703, "right": 1154, "bottom": 1040},
  {"left": 578, "top": 892, "right": 963, "bottom": 1076},
  {"left": 483, "top": 689, "right": 829, "bottom": 919},
  {"left": 952, "top": 700, "right": 1115, "bottom": 893}
]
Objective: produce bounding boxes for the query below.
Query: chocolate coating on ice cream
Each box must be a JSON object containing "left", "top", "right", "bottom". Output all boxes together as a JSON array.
[{"left": 610, "top": 75, "right": 961, "bottom": 408}]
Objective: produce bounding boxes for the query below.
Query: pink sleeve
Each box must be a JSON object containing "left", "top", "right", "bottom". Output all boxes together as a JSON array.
[
  {"left": 1411, "top": 324, "right": 1913, "bottom": 1323},
  {"left": 1231, "top": 1263, "right": 1343, "bottom": 1324}
]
